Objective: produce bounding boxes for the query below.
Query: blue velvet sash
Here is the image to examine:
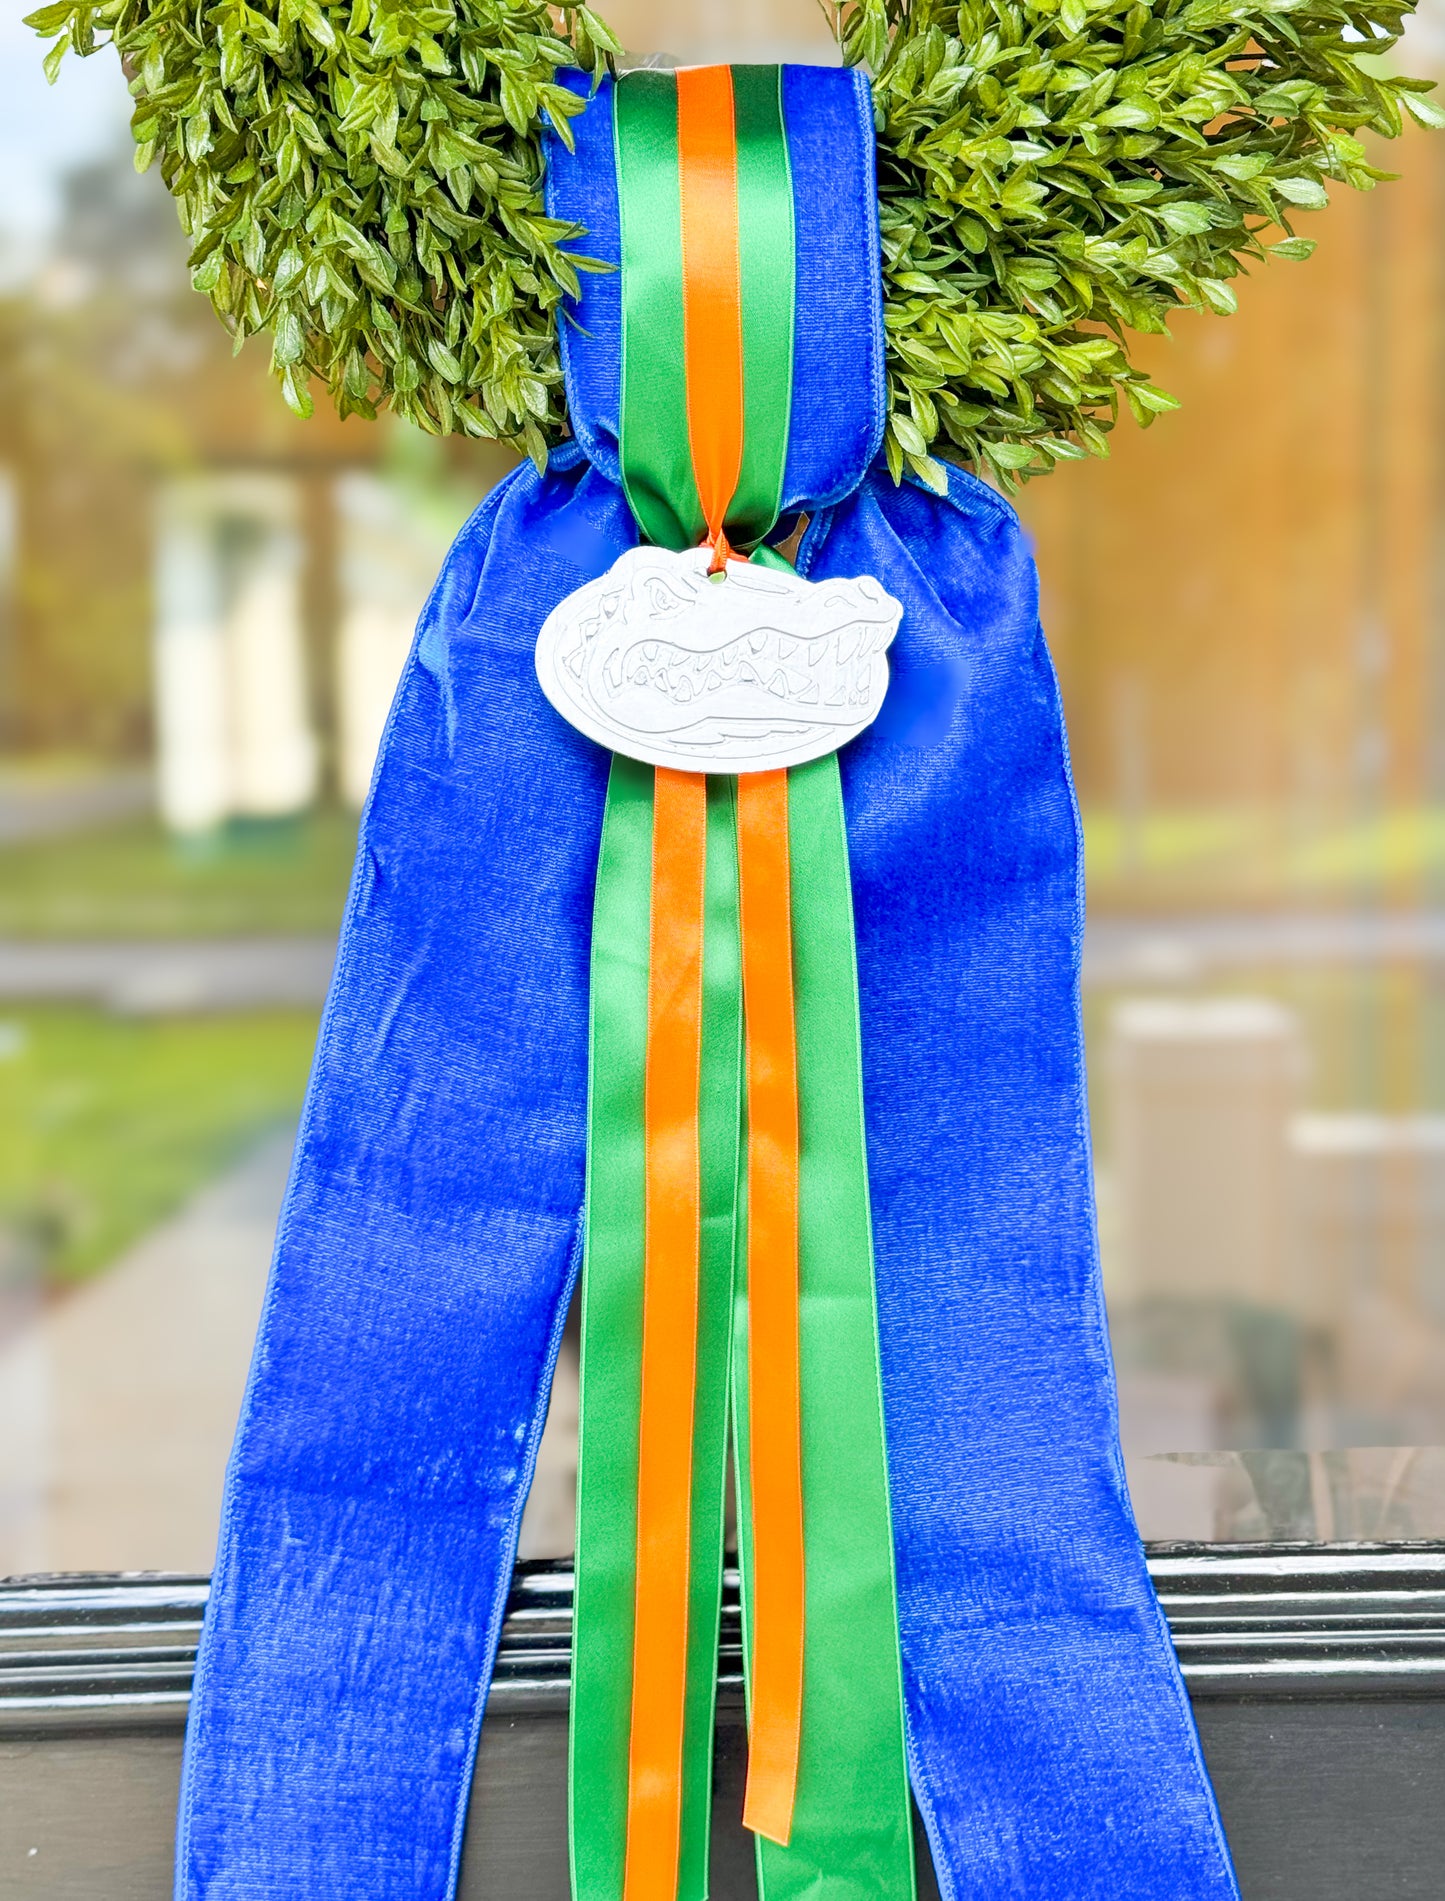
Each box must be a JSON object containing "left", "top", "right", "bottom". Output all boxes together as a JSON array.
[{"left": 175, "top": 65, "right": 1240, "bottom": 1901}]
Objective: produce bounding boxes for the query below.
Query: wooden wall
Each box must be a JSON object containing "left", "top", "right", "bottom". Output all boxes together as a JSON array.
[{"left": 1021, "top": 126, "right": 1445, "bottom": 816}]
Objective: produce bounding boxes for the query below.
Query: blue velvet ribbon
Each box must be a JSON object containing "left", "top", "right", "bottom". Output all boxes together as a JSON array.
[{"left": 175, "top": 64, "right": 1241, "bottom": 1901}]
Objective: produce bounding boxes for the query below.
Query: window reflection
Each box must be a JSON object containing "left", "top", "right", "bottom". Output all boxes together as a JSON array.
[
  {"left": 1017, "top": 84, "right": 1445, "bottom": 1537},
  {"left": 3, "top": 0, "right": 1445, "bottom": 1576}
]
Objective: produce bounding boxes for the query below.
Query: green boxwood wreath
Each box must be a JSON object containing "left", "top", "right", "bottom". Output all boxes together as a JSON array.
[{"left": 28, "top": 0, "right": 1442, "bottom": 487}]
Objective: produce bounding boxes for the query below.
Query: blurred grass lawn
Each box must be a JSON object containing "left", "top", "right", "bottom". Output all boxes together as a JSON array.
[
  {"left": 0, "top": 813, "right": 351, "bottom": 1283},
  {"left": 0, "top": 810, "right": 359, "bottom": 937},
  {"left": 3, "top": 805, "right": 1444, "bottom": 938},
  {"left": 1084, "top": 806, "right": 1445, "bottom": 908},
  {"left": 0, "top": 1005, "right": 319, "bottom": 1284}
]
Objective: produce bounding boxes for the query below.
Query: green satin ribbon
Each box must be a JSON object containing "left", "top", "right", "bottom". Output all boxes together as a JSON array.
[{"left": 570, "top": 65, "right": 915, "bottom": 1901}]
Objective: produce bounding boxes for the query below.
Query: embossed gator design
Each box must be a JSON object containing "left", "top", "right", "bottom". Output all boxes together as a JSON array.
[{"left": 535, "top": 546, "right": 900, "bottom": 770}]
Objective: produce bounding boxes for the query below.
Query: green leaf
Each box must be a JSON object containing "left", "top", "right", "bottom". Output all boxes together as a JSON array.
[
  {"left": 23, "top": 2, "right": 76, "bottom": 34},
  {"left": 281, "top": 367, "right": 314, "bottom": 418},
  {"left": 577, "top": 6, "right": 622, "bottom": 54},
  {"left": 273, "top": 246, "right": 305, "bottom": 292},
  {"left": 1196, "top": 277, "right": 1238, "bottom": 314},
  {"left": 1403, "top": 91, "right": 1445, "bottom": 130},
  {"left": 426, "top": 337, "right": 464, "bottom": 381},
  {"left": 1273, "top": 175, "right": 1329, "bottom": 207},
  {"left": 1126, "top": 382, "right": 1180, "bottom": 415},
  {"left": 1156, "top": 202, "right": 1216, "bottom": 236},
  {"left": 905, "top": 451, "right": 949, "bottom": 494},
  {"left": 1098, "top": 100, "right": 1157, "bottom": 130},
  {"left": 986, "top": 440, "right": 1038, "bottom": 470},
  {"left": 272, "top": 310, "right": 305, "bottom": 365}
]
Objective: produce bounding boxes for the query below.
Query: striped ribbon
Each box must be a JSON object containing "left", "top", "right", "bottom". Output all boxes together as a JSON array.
[{"left": 569, "top": 65, "right": 916, "bottom": 1901}]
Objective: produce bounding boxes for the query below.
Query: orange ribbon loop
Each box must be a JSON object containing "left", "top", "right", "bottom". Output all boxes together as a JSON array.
[{"left": 676, "top": 64, "right": 744, "bottom": 565}]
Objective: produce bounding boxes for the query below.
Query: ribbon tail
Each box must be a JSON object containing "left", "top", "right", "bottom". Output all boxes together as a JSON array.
[
  {"left": 732, "top": 752, "right": 917, "bottom": 1899},
  {"left": 736, "top": 768, "right": 806, "bottom": 1846},
  {"left": 572, "top": 761, "right": 741, "bottom": 1901},
  {"left": 623, "top": 767, "right": 708, "bottom": 1900}
]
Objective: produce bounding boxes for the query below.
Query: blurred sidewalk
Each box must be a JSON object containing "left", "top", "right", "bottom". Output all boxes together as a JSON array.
[
  {"left": 0, "top": 935, "right": 337, "bottom": 1011},
  {"left": 0, "top": 1126, "right": 294, "bottom": 1575},
  {"left": 2, "top": 907, "right": 1444, "bottom": 1016},
  {"left": 0, "top": 1122, "right": 578, "bottom": 1577},
  {"left": 1084, "top": 910, "right": 1445, "bottom": 985},
  {"left": 0, "top": 767, "right": 152, "bottom": 844}
]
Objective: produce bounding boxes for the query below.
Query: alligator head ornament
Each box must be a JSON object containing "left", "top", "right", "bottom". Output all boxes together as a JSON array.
[{"left": 534, "top": 545, "right": 903, "bottom": 772}]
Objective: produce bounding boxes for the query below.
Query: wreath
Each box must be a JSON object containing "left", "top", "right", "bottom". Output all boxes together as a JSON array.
[{"left": 28, "top": 0, "right": 1440, "bottom": 487}]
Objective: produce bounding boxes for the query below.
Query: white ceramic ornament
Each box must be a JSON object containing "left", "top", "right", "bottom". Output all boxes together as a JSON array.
[{"left": 534, "top": 544, "right": 902, "bottom": 773}]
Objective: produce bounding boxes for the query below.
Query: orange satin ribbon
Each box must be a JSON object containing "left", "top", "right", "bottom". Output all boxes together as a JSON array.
[
  {"left": 625, "top": 766, "right": 708, "bottom": 1901},
  {"left": 625, "top": 66, "right": 804, "bottom": 1901},
  {"left": 677, "top": 64, "right": 805, "bottom": 1849},
  {"left": 677, "top": 64, "right": 744, "bottom": 569},
  {"left": 735, "top": 768, "right": 805, "bottom": 1845}
]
